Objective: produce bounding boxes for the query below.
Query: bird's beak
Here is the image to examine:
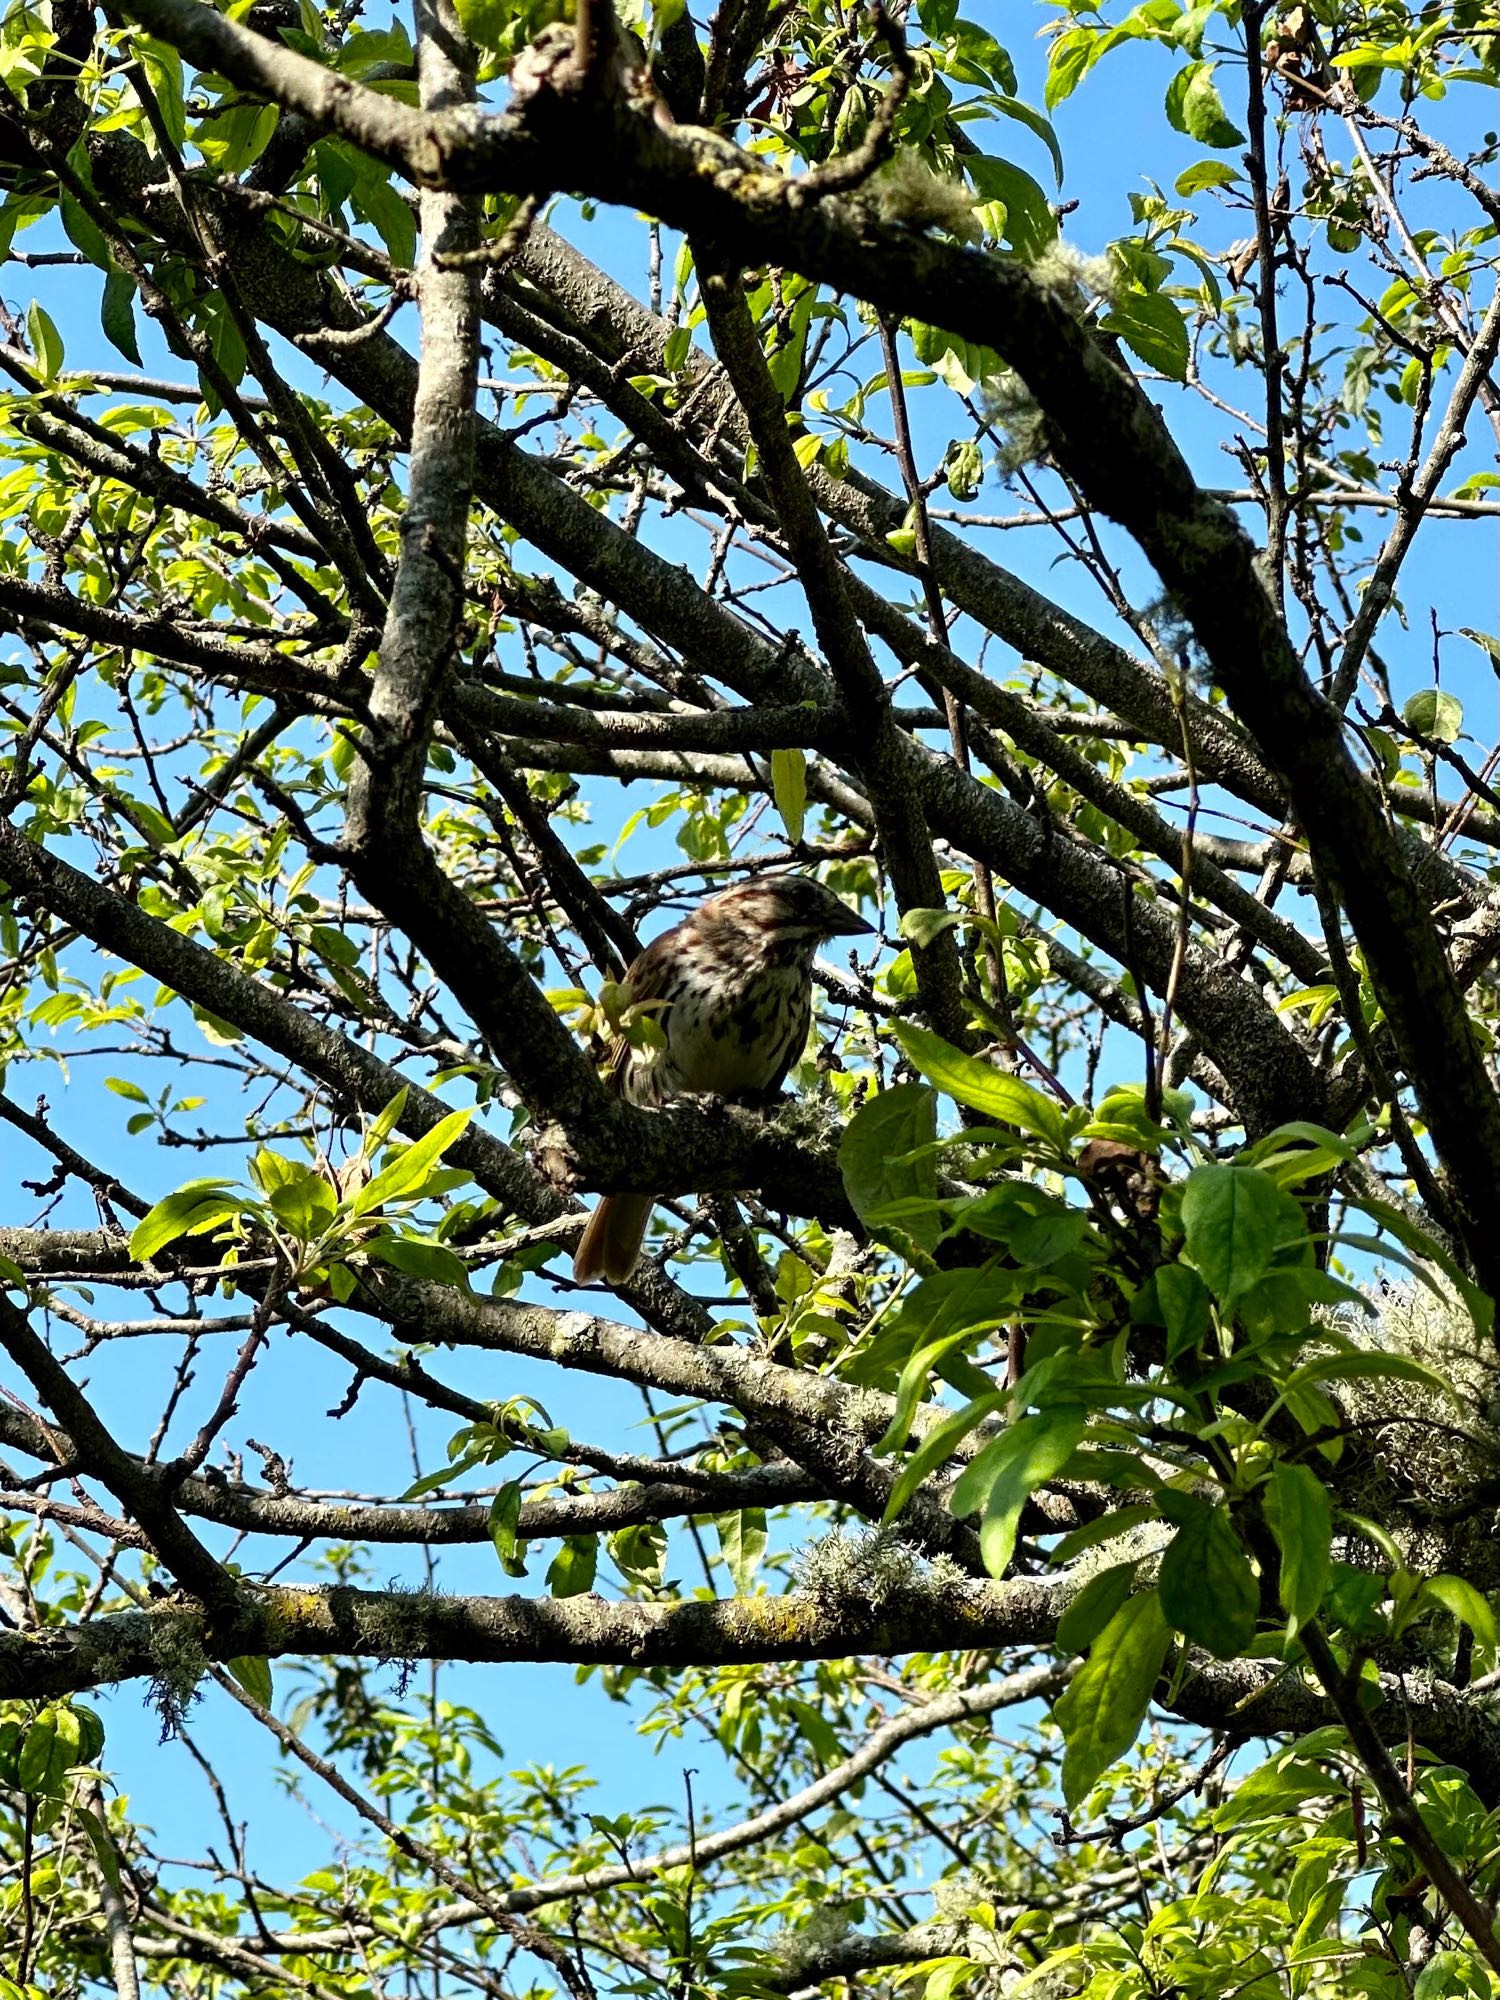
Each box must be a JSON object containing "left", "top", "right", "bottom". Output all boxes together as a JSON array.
[{"left": 825, "top": 904, "right": 876, "bottom": 938}]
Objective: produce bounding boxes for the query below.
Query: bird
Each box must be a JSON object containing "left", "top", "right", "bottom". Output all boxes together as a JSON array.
[{"left": 572, "top": 875, "right": 875, "bottom": 1285}]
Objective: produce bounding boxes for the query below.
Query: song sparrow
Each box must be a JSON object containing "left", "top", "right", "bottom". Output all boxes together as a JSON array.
[{"left": 572, "top": 875, "right": 874, "bottom": 1284}]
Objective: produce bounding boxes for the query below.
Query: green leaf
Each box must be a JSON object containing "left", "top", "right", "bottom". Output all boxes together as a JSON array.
[
  {"left": 76, "top": 1804, "right": 123, "bottom": 1895},
  {"left": 351, "top": 170, "right": 416, "bottom": 268},
  {"left": 715, "top": 1508, "right": 768, "bottom": 1593},
  {"left": 839, "top": 1082, "right": 941, "bottom": 1253},
  {"left": 1267, "top": 1461, "right": 1332, "bottom": 1633},
  {"left": 917, "top": 0, "right": 958, "bottom": 35},
  {"left": 1165, "top": 61, "right": 1244, "bottom": 148},
  {"left": 873, "top": 1330, "right": 978, "bottom": 1457},
  {"left": 488, "top": 1479, "right": 525, "bottom": 1574},
  {"left": 26, "top": 300, "right": 63, "bottom": 380},
  {"left": 950, "top": 1407, "right": 1086, "bottom": 1579},
  {"left": 785, "top": 1696, "right": 842, "bottom": 1769},
  {"left": 991, "top": 95, "right": 1064, "bottom": 190},
  {"left": 1403, "top": 687, "right": 1463, "bottom": 743},
  {"left": 1422, "top": 1575, "right": 1498, "bottom": 1671},
  {"left": 137, "top": 36, "right": 186, "bottom": 145},
  {"left": 105, "top": 1076, "right": 150, "bottom": 1103},
  {"left": 610, "top": 1519, "right": 667, "bottom": 1587},
  {"left": 1157, "top": 1492, "right": 1258, "bottom": 1658},
  {"left": 60, "top": 195, "right": 110, "bottom": 271},
  {"left": 1053, "top": 1588, "right": 1170, "bottom": 1807},
  {"left": 546, "top": 1534, "right": 598, "bottom": 1597},
  {"left": 1180, "top": 1163, "right": 1296, "bottom": 1303},
  {"left": 1281, "top": 1347, "right": 1461, "bottom": 1406},
  {"left": 1344, "top": 1190, "right": 1493, "bottom": 1339},
  {"left": 1101, "top": 289, "right": 1189, "bottom": 381},
  {"left": 899, "top": 906, "right": 962, "bottom": 949},
  {"left": 128, "top": 1180, "right": 237, "bottom": 1263},
  {"left": 1049, "top": 1502, "right": 1159, "bottom": 1567},
  {"left": 226, "top": 1655, "right": 273, "bottom": 1706},
  {"left": 101, "top": 267, "right": 143, "bottom": 366},
  {"left": 351, "top": 1106, "right": 474, "bottom": 1215},
  {"left": 266, "top": 1166, "right": 338, "bottom": 1243},
  {"left": 892, "top": 1022, "right": 1066, "bottom": 1149},
  {"left": 1156, "top": 1263, "right": 1211, "bottom": 1361},
  {"left": 17, "top": 1705, "right": 80, "bottom": 1795},
  {"left": 1415, "top": 1953, "right": 1492, "bottom": 2000},
  {"left": 1046, "top": 26, "right": 1095, "bottom": 108},
  {"left": 770, "top": 747, "right": 807, "bottom": 845},
  {"left": 249, "top": 1149, "right": 303, "bottom": 1195},
  {"left": 1212, "top": 1747, "right": 1335, "bottom": 1829},
  {"left": 1174, "top": 159, "right": 1242, "bottom": 196},
  {"left": 887, "top": 1392, "right": 1007, "bottom": 1522},
  {"left": 1057, "top": 1561, "right": 1136, "bottom": 1655},
  {"left": 361, "top": 1234, "right": 471, "bottom": 1288},
  {"left": 1459, "top": 628, "right": 1500, "bottom": 667},
  {"left": 966, "top": 154, "right": 1057, "bottom": 258}
]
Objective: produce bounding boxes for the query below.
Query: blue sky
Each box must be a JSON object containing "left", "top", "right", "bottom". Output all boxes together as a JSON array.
[{"left": 1, "top": 0, "right": 1497, "bottom": 1939}]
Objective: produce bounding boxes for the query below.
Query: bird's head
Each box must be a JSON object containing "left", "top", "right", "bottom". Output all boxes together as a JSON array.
[{"left": 704, "top": 874, "right": 875, "bottom": 949}]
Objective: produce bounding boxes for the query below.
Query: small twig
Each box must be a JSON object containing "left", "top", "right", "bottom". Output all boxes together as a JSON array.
[{"left": 1153, "top": 651, "right": 1200, "bottom": 1118}]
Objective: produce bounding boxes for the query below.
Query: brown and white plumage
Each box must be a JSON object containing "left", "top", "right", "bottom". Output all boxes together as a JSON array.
[{"left": 573, "top": 876, "right": 873, "bottom": 1284}]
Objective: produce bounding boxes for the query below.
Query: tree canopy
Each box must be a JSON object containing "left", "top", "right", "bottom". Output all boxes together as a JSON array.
[{"left": 1, "top": 0, "right": 1499, "bottom": 1992}]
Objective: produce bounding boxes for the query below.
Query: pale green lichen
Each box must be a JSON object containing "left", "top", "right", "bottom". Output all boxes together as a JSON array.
[
  {"left": 932, "top": 1872, "right": 994, "bottom": 1923},
  {"left": 865, "top": 154, "right": 982, "bottom": 241},
  {"left": 763, "top": 1904, "right": 855, "bottom": 1975},
  {"left": 795, "top": 1526, "right": 968, "bottom": 1613},
  {"left": 1027, "top": 239, "right": 1119, "bottom": 306},
  {"left": 1322, "top": 1278, "right": 1500, "bottom": 1595},
  {"left": 976, "top": 370, "right": 1051, "bottom": 474},
  {"left": 145, "top": 1614, "right": 208, "bottom": 1740}
]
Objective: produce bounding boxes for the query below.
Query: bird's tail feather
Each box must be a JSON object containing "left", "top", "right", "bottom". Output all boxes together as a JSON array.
[{"left": 572, "top": 1193, "right": 653, "bottom": 1284}]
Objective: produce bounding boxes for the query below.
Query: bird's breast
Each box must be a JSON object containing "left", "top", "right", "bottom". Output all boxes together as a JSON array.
[{"left": 668, "top": 960, "right": 812, "bottom": 1098}]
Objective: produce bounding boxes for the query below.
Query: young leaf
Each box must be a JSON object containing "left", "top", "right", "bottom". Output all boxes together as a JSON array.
[
  {"left": 1422, "top": 1575, "right": 1498, "bottom": 1672},
  {"left": 892, "top": 1022, "right": 1066, "bottom": 1148},
  {"left": 951, "top": 1407, "right": 1086, "bottom": 1579},
  {"left": 546, "top": 1534, "right": 598, "bottom": 1597},
  {"left": 351, "top": 1106, "right": 474, "bottom": 1215},
  {"left": 1180, "top": 1163, "right": 1296, "bottom": 1303},
  {"left": 26, "top": 299, "right": 64, "bottom": 380},
  {"left": 1157, "top": 1492, "right": 1258, "bottom": 1658},
  {"left": 128, "top": 1181, "right": 237, "bottom": 1263},
  {"left": 839, "top": 1082, "right": 940, "bottom": 1252},
  {"left": 1267, "top": 1461, "right": 1332, "bottom": 1633},
  {"left": 267, "top": 1168, "right": 338, "bottom": 1243},
  {"left": 364, "top": 1085, "right": 411, "bottom": 1159},
  {"left": 1403, "top": 687, "right": 1463, "bottom": 744},
  {"left": 770, "top": 747, "right": 807, "bottom": 845},
  {"left": 1057, "top": 1561, "right": 1136, "bottom": 1655},
  {"left": 715, "top": 1508, "right": 768, "bottom": 1594},
  {"left": 1053, "top": 1588, "right": 1171, "bottom": 1808},
  {"left": 227, "top": 1655, "right": 273, "bottom": 1706},
  {"left": 1156, "top": 1262, "right": 1211, "bottom": 1361},
  {"left": 488, "top": 1479, "right": 525, "bottom": 1574}
]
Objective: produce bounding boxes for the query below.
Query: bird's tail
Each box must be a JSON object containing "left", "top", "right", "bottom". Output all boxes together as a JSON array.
[{"left": 572, "top": 1193, "right": 653, "bottom": 1284}]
